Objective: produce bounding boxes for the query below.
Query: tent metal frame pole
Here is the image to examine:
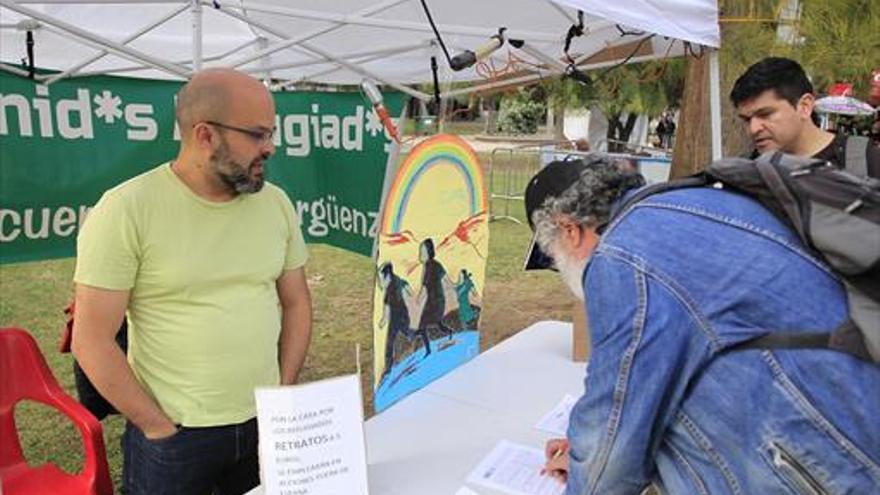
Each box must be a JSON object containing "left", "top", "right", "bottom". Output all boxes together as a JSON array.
[
  {"left": 12, "top": 0, "right": 182, "bottom": 3},
  {"left": 441, "top": 73, "right": 549, "bottom": 99},
  {"left": 43, "top": 2, "right": 189, "bottom": 84},
  {"left": 213, "top": 5, "right": 430, "bottom": 101},
  {"left": 297, "top": 41, "right": 431, "bottom": 100},
  {"left": 546, "top": 0, "right": 577, "bottom": 23},
  {"left": 72, "top": 39, "right": 260, "bottom": 78},
  {"left": 709, "top": 49, "right": 722, "bottom": 160},
  {"left": 0, "top": 0, "right": 190, "bottom": 79},
  {"left": 191, "top": 0, "right": 202, "bottom": 71},
  {"left": 568, "top": 27, "right": 654, "bottom": 64},
  {"left": 0, "top": 62, "right": 31, "bottom": 78},
  {"left": 514, "top": 42, "right": 568, "bottom": 72},
  {"left": 38, "top": 23, "right": 191, "bottom": 79},
  {"left": 220, "top": 1, "right": 562, "bottom": 42},
  {"left": 293, "top": 46, "right": 420, "bottom": 85},
  {"left": 257, "top": 36, "right": 271, "bottom": 82},
  {"left": 216, "top": 0, "right": 408, "bottom": 70},
  {"left": 250, "top": 42, "right": 429, "bottom": 75},
  {"left": 294, "top": 43, "right": 433, "bottom": 82},
  {"left": 440, "top": 52, "right": 661, "bottom": 99}
]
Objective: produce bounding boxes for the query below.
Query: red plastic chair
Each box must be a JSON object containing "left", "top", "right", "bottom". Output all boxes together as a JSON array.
[{"left": 0, "top": 328, "right": 113, "bottom": 495}]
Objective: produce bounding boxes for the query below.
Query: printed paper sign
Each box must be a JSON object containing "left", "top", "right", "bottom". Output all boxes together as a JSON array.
[
  {"left": 466, "top": 440, "right": 564, "bottom": 495},
  {"left": 255, "top": 375, "right": 369, "bottom": 495},
  {"left": 534, "top": 394, "right": 577, "bottom": 436}
]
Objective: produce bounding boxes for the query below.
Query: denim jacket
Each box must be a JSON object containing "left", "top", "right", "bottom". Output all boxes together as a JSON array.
[{"left": 566, "top": 186, "right": 880, "bottom": 495}]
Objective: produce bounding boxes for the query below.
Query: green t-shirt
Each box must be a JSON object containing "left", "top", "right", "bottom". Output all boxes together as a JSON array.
[{"left": 74, "top": 163, "right": 308, "bottom": 426}]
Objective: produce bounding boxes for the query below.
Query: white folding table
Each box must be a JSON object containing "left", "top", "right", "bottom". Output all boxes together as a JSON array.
[{"left": 250, "top": 320, "right": 586, "bottom": 495}]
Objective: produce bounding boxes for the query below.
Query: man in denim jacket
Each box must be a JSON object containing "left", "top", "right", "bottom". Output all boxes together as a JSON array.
[{"left": 525, "top": 156, "right": 880, "bottom": 494}]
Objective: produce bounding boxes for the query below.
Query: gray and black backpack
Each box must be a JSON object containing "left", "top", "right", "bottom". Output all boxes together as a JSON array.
[{"left": 614, "top": 143, "right": 880, "bottom": 362}]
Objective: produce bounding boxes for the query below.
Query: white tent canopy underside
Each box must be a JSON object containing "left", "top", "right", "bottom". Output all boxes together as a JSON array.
[{"left": 1, "top": 0, "right": 719, "bottom": 96}]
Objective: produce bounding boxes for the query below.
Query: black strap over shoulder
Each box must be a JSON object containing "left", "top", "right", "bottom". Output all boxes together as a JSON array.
[
  {"left": 598, "top": 175, "right": 710, "bottom": 234},
  {"left": 734, "top": 332, "right": 831, "bottom": 351},
  {"left": 731, "top": 320, "right": 872, "bottom": 361},
  {"left": 609, "top": 160, "right": 878, "bottom": 362},
  {"left": 612, "top": 175, "right": 710, "bottom": 217}
]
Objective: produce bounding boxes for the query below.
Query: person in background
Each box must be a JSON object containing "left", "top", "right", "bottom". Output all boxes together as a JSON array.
[{"left": 731, "top": 56, "right": 878, "bottom": 176}]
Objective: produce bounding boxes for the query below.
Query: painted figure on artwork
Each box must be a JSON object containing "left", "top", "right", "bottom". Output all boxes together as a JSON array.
[
  {"left": 455, "top": 269, "right": 480, "bottom": 329},
  {"left": 417, "top": 238, "right": 455, "bottom": 344},
  {"left": 372, "top": 134, "right": 489, "bottom": 412},
  {"left": 377, "top": 262, "right": 430, "bottom": 379}
]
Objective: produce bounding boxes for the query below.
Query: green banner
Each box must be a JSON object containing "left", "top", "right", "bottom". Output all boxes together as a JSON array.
[{"left": 0, "top": 71, "right": 403, "bottom": 264}]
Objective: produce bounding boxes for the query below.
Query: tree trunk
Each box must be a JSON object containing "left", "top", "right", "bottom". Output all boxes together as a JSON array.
[
  {"left": 620, "top": 113, "right": 639, "bottom": 145},
  {"left": 720, "top": 24, "right": 753, "bottom": 157},
  {"left": 606, "top": 112, "right": 639, "bottom": 152},
  {"left": 606, "top": 114, "right": 622, "bottom": 152},
  {"left": 484, "top": 97, "right": 497, "bottom": 135},
  {"left": 670, "top": 54, "right": 711, "bottom": 178},
  {"left": 551, "top": 100, "right": 566, "bottom": 141}
]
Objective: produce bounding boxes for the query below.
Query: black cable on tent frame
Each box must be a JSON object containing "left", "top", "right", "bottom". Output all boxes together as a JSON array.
[
  {"left": 419, "top": 0, "right": 455, "bottom": 68},
  {"left": 25, "top": 30, "right": 35, "bottom": 79},
  {"left": 430, "top": 56, "right": 441, "bottom": 110},
  {"left": 563, "top": 10, "right": 585, "bottom": 65}
]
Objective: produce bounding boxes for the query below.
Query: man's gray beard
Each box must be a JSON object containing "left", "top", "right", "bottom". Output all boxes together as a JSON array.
[
  {"left": 554, "top": 246, "right": 588, "bottom": 301},
  {"left": 211, "top": 141, "right": 264, "bottom": 195}
]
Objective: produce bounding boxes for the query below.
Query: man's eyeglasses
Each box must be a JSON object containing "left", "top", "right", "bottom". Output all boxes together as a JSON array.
[{"left": 203, "top": 121, "right": 276, "bottom": 144}]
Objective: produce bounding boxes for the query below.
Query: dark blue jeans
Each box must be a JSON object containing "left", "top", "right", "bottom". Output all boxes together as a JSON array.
[{"left": 122, "top": 418, "right": 259, "bottom": 495}]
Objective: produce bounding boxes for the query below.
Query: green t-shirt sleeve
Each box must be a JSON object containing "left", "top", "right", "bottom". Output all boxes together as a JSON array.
[
  {"left": 280, "top": 191, "right": 308, "bottom": 271},
  {"left": 74, "top": 191, "right": 139, "bottom": 290}
]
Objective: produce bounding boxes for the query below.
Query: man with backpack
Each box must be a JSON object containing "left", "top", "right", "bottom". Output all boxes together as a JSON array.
[
  {"left": 731, "top": 57, "right": 879, "bottom": 176},
  {"left": 526, "top": 156, "right": 880, "bottom": 494}
]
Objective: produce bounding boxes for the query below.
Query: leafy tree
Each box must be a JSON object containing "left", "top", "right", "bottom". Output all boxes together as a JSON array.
[
  {"left": 796, "top": 0, "right": 879, "bottom": 97},
  {"left": 672, "top": 0, "right": 878, "bottom": 177},
  {"left": 546, "top": 57, "right": 685, "bottom": 151},
  {"left": 496, "top": 88, "right": 546, "bottom": 135}
]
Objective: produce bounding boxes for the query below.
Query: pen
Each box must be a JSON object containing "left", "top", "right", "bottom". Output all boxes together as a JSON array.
[{"left": 541, "top": 445, "right": 566, "bottom": 476}]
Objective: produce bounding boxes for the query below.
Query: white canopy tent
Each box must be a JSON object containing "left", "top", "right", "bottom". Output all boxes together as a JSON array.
[{"left": 0, "top": 0, "right": 722, "bottom": 154}]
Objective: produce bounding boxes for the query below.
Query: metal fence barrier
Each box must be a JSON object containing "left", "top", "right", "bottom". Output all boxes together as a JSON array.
[
  {"left": 487, "top": 142, "right": 672, "bottom": 224},
  {"left": 487, "top": 143, "right": 592, "bottom": 223}
]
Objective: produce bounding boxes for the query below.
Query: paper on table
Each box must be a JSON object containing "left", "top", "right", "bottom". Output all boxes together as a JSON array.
[
  {"left": 454, "top": 486, "right": 482, "bottom": 495},
  {"left": 534, "top": 394, "right": 577, "bottom": 436},
  {"left": 466, "top": 440, "right": 565, "bottom": 495}
]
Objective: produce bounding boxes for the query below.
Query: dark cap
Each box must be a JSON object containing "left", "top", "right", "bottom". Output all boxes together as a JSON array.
[
  {"left": 523, "top": 159, "right": 588, "bottom": 270},
  {"left": 524, "top": 159, "right": 588, "bottom": 230}
]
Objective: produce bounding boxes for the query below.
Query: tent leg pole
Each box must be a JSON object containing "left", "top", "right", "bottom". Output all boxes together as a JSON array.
[
  {"left": 709, "top": 49, "right": 722, "bottom": 161},
  {"left": 191, "top": 0, "right": 202, "bottom": 72},
  {"left": 258, "top": 37, "right": 272, "bottom": 83}
]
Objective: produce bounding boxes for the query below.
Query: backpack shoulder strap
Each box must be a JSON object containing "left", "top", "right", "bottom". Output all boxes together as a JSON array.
[
  {"left": 844, "top": 135, "right": 869, "bottom": 177},
  {"left": 611, "top": 175, "right": 709, "bottom": 221},
  {"left": 732, "top": 319, "right": 873, "bottom": 362}
]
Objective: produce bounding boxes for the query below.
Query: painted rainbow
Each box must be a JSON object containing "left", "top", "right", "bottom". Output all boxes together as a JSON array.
[{"left": 381, "top": 134, "right": 487, "bottom": 234}]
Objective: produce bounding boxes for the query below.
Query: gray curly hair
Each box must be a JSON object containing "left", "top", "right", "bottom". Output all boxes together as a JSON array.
[{"left": 532, "top": 155, "right": 645, "bottom": 253}]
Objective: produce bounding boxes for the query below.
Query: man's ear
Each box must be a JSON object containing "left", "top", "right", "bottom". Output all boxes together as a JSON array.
[
  {"left": 557, "top": 216, "right": 581, "bottom": 246},
  {"left": 569, "top": 221, "right": 600, "bottom": 259},
  {"left": 192, "top": 123, "right": 216, "bottom": 151},
  {"left": 797, "top": 93, "right": 816, "bottom": 119}
]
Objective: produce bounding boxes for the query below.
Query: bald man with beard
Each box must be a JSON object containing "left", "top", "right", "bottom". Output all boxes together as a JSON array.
[{"left": 72, "top": 68, "right": 313, "bottom": 495}]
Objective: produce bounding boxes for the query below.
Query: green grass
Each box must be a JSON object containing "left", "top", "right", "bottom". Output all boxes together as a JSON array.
[{"left": 0, "top": 151, "right": 573, "bottom": 491}]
